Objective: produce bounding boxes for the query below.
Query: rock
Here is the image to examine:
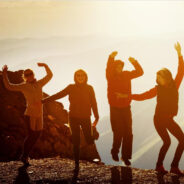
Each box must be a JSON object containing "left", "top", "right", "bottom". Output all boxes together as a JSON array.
[{"left": 0, "top": 70, "right": 100, "bottom": 162}]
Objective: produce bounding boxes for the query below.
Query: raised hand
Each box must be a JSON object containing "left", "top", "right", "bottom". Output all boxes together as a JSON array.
[
  {"left": 37, "top": 63, "right": 48, "bottom": 67},
  {"left": 128, "top": 57, "right": 137, "bottom": 64},
  {"left": 174, "top": 42, "right": 182, "bottom": 56},
  {"left": 110, "top": 51, "right": 118, "bottom": 58}
]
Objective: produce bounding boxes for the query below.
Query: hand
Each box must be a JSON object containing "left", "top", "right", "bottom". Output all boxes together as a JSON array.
[
  {"left": 115, "top": 92, "right": 128, "bottom": 99},
  {"left": 110, "top": 51, "right": 118, "bottom": 58},
  {"left": 2, "top": 65, "right": 8, "bottom": 74},
  {"left": 92, "top": 118, "right": 99, "bottom": 127},
  {"left": 37, "top": 63, "right": 48, "bottom": 67},
  {"left": 174, "top": 42, "right": 181, "bottom": 56},
  {"left": 128, "top": 57, "right": 137, "bottom": 64}
]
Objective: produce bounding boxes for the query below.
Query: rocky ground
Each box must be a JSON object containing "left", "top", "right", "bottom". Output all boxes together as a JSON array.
[{"left": 0, "top": 157, "right": 184, "bottom": 184}]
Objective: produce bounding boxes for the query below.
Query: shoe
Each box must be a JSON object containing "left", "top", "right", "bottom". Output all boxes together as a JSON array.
[
  {"left": 170, "top": 167, "right": 184, "bottom": 175},
  {"left": 121, "top": 158, "right": 131, "bottom": 166},
  {"left": 155, "top": 165, "right": 168, "bottom": 174},
  {"left": 111, "top": 150, "right": 119, "bottom": 162},
  {"left": 20, "top": 155, "right": 30, "bottom": 166}
]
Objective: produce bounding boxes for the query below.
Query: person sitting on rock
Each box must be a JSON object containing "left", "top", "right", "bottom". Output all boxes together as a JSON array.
[
  {"left": 42, "top": 69, "right": 99, "bottom": 171},
  {"left": 2, "top": 63, "right": 53, "bottom": 166},
  {"left": 132, "top": 42, "right": 184, "bottom": 175}
]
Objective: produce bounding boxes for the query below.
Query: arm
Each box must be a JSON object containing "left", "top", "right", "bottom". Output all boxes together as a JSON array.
[
  {"left": 37, "top": 63, "right": 53, "bottom": 87},
  {"left": 132, "top": 87, "right": 157, "bottom": 101},
  {"left": 106, "top": 51, "right": 118, "bottom": 79},
  {"left": 128, "top": 57, "right": 144, "bottom": 79},
  {"left": 174, "top": 42, "right": 184, "bottom": 89},
  {"left": 2, "top": 65, "right": 24, "bottom": 91},
  {"left": 42, "top": 85, "right": 70, "bottom": 103},
  {"left": 89, "top": 86, "right": 99, "bottom": 127}
]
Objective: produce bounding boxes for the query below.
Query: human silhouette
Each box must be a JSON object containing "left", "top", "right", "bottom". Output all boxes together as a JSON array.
[
  {"left": 132, "top": 42, "right": 184, "bottom": 175},
  {"left": 106, "top": 51, "right": 144, "bottom": 166},
  {"left": 42, "top": 69, "right": 99, "bottom": 170},
  {"left": 2, "top": 63, "right": 53, "bottom": 165}
]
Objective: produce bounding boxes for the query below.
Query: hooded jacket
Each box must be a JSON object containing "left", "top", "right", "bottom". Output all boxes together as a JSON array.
[{"left": 44, "top": 71, "right": 99, "bottom": 120}]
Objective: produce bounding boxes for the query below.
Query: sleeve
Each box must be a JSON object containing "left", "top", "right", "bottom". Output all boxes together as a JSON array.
[
  {"left": 3, "top": 73, "right": 25, "bottom": 91},
  {"left": 37, "top": 65, "right": 53, "bottom": 87},
  {"left": 175, "top": 56, "right": 184, "bottom": 89},
  {"left": 106, "top": 55, "right": 115, "bottom": 80},
  {"left": 128, "top": 60, "right": 144, "bottom": 79},
  {"left": 43, "top": 85, "right": 71, "bottom": 103},
  {"left": 89, "top": 86, "right": 99, "bottom": 120},
  {"left": 131, "top": 87, "right": 157, "bottom": 101}
]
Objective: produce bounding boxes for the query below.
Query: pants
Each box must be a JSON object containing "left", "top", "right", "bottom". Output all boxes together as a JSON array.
[
  {"left": 154, "top": 115, "right": 184, "bottom": 167},
  {"left": 110, "top": 106, "right": 133, "bottom": 160},
  {"left": 22, "top": 116, "right": 42, "bottom": 158},
  {"left": 69, "top": 117, "right": 94, "bottom": 164}
]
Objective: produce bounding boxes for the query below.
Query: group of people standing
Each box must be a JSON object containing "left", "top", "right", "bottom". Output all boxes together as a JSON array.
[{"left": 2, "top": 42, "right": 184, "bottom": 175}]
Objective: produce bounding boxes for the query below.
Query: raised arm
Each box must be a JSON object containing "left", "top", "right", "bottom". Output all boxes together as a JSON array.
[
  {"left": 42, "top": 85, "right": 71, "bottom": 103},
  {"left": 2, "top": 65, "right": 24, "bottom": 91},
  {"left": 89, "top": 86, "right": 99, "bottom": 127},
  {"left": 174, "top": 42, "right": 184, "bottom": 89},
  {"left": 132, "top": 87, "right": 157, "bottom": 101},
  {"left": 37, "top": 63, "right": 53, "bottom": 87},
  {"left": 106, "top": 51, "right": 118, "bottom": 80},
  {"left": 128, "top": 57, "right": 144, "bottom": 79}
]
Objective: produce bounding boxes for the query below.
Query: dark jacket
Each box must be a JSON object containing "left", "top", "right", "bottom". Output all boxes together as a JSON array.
[{"left": 44, "top": 83, "right": 99, "bottom": 119}]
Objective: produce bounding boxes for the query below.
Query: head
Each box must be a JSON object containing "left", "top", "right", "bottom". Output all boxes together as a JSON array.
[
  {"left": 114, "top": 60, "right": 124, "bottom": 74},
  {"left": 74, "top": 69, "right": 88, "bottom": 84},
  {"left": 156, "top": 68, "right": 173, "bottom": 86},
  {"left": 23, "top": 69, "right": 35, "bottom": 83}
]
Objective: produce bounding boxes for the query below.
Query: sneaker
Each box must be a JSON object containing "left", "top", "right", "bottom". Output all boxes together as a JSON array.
[
  {"left": 170, "top": 167, "right": 184, "bottom": 175},
  {"left": 121, "top": 158, "right": 131, "bottom": 166},
  {"left": 111, "top": 150, "right": 119, "bottom": 162},
  {"left": 155, "top": 165, "right": 168, "bottom": 174}
]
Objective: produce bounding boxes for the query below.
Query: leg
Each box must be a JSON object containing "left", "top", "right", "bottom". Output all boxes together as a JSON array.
[
  {"left": 121, "top": 107, "right": 133, "bottom": 161},
  {"left": 167, "top": 119, "right": 184, "bottom": 168},
  {"left": 80, "top": 118, "right": 94, "bottom": 145},
  {"left": 69, "top": 117, "right": 80, "bottom": 165},
  {"left": 154, "top": 116, "right": 171, "bottom": 167},
  {"left": 110, "top": 106, "right": 123, "bottom": 158}
]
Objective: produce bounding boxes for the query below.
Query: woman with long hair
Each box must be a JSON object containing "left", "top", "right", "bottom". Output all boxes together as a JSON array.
[
  {"left": 132, "top": 42, "right": 184, "bottom": 175},
  {"left": 2, "top": 63, "right": 53, "bottom": 165}
]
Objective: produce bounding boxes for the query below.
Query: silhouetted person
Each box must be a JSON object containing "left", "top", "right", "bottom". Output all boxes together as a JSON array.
[
  {"left": 132, "top": 42, "right": 184, "bottom": 175},
  {"left": 2, "top": 63, "right": 53, "bottom": 165},
  {"left": 106, "top": 51, "right": 143, "bottom": 165},
  {"left": 42, "top": 69, "right": 99, "bottom": 170}
]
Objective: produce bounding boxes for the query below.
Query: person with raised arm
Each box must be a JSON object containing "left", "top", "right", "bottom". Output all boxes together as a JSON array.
[
  {"left": 42, "top": 69, "right": 99, "bottom": 171},
  {"left": 132, "top": 42, "right": 184, "bottom": 175},
  {"left": 106, "top": 51, "right": 144, "bottom": 166},
  {"left": 2, "top": 63, "right": 53, "bottom": 166}
]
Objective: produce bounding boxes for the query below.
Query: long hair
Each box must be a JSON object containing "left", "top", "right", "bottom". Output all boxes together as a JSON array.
[{"left": 157, "top": 68, "right": 174, "bottom": 86}]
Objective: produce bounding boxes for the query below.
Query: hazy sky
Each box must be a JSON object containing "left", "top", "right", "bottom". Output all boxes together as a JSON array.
[{"left": 0, "top": 0, "right": 184, "bottom": 39}]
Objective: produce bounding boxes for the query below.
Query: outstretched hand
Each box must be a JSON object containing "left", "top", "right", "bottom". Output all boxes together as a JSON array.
[
  {"left": 128, "top": 57, "right": 137, "bottom": 64},
  {"left": 175, "top": 42, "right": 182, "bottom": 56},
  {"left": 2, "top": 65, "right": 8, "bottom": 74},
  {"left": 110, "top": 51, "right": 118, "bottom": 58},
  {"left": 37, "top": 63, "right": 48, "bottom": 67}
]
